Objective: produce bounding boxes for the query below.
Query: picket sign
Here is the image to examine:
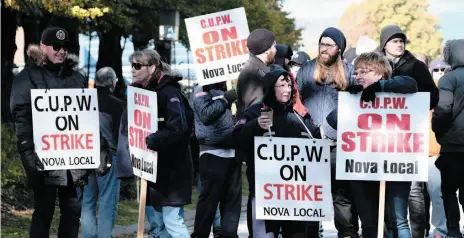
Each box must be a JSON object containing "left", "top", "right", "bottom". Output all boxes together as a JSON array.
[
  {"left": 126, "top": 86, "right": 159, "bottom": 237},
  {"left": 336, "top": 92, "right": 430, "bottom": 237},
  {"left": 31, "top": 89, "right": 101, "bottom": 170},
  {"left": 185, "top": 7, "right": 250, "bottom": 86},
  {"left": 254, "top": 137, "right": 333, "bottom": 221}
]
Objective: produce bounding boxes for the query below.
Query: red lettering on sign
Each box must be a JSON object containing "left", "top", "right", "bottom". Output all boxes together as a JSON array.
[
  {"left": 128, "top": 126, "right": 151, "bottom": 151},
  {"left": 133, "top": 109, "right": 151, "bottom": 130},
  {"left": 341, "top": 131, "right": 425, "bottom": 153},
  {"left": 41, "top": 134, "right": 93, "bottom": 150},
  {"left": 262, "top": 184, "right": 323, "bottom": 201}
]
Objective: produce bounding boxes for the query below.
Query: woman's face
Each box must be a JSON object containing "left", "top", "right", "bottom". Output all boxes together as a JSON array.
[
  {"left": 355, "top": 67, "right": 382, "bottom": 89},
  {"left": 274, "top": 75, "right": 292, "bottom": 103},
  {"left": 131, "top": 59, "right": 155, "bottom": 85}
]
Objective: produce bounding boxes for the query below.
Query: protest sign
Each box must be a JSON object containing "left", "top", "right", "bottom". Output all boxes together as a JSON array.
[
  {"left": 127, "top": 86, "right": 158, "bottom": 183},
  {"left": 185, "top": 7, "right": 250, "bottom": 86},
  {"left": 336, "top": 92, "right": 430, "bottom": 181},
  {"left": 254, "top": 137, "right": 332, "bottom": 221},
  {"left": 31, "top": 89, "right": 100, "bottom": 170}
]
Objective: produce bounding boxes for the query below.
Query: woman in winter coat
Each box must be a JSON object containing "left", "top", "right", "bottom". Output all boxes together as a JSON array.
[
  {"left": 116, "top": 49, "right": 194, "bottom": 237},
  {"left": 232, "top": 68, "right": 321, "bottom": 238},
  {"left": 341, "top": 51, "right": 418, "bottom": 238}
]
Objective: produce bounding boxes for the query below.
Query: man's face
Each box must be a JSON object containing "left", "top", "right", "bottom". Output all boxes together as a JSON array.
[
  {"left": 318, "top": 37, "right": 339, "bottom": 65},
  {"left": 384, "top": 38, "right": 405, "bottom": 58},
  {"left": 40, "top": 43, "right": 68, "bottom": 64},
  {"left": 266, "top": 42, "right": 277, "bottom": 63}
]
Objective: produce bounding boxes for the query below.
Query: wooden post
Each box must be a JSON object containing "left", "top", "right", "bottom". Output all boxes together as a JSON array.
[
  {"left": 137, "top": 179, "right": 148, "bottom": 238},
  {"left": 377, "top": 181, "right": 386, "bottom": 238}
]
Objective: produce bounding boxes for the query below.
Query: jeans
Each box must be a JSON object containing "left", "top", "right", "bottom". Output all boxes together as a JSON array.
[
  {"left": 30, "top": 179, "right": 83, "bottom": 238},
  {"left": 426, "top": 157, "right": 447, "bottom": 237},
  {"left": 196, "top": 172, "right": 221, "bottom": 232},
  {"left": 192, "top": 153, "right": 242, "bottom": 238},
  {"left": 436, "top": 152, "right": 464, "bottom": 238},
  {"left": 351, "top": 181, "right": 411, "bottom": 238},
  {"left": 146, "top": 205, "right": 186, "bottom": 238},
  {"left": 82, "top": 156, "right": 121, "bottom": 238},
  {"left": 150, "top": 205, "right": 189, "bottom": 238}
]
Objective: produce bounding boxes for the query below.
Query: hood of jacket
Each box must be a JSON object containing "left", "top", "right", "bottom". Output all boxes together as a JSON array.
[
  {"left": 274, "top": 44, "right": 293, "bottom": 69},
  {"left": 262, "top": 68, "right": 294, "bottom": 112},
  {"left": 443, "top": 39, "right": 464, "bottom": 69},
  {"left": 26, "top": 44, "right": 79, "bottom": 71}
]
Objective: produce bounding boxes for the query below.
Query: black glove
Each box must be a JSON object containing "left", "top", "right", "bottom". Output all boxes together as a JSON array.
[
  {"left": 346, "top": 85, "right": 364, "bottom": 94},
  {"left": 146, "top": 133, "right": 156, "bottom": 151},
  {"left": 96, "top": 149, "right": 111, "bottom": 176},
  {"left": 19, "top": 150, "right": 44, "bottom": 186},
  {"left": 223, "top": 89, "right": 237, "bottom": 106},
  {"left": 361, "top": 81, "right": 381, "bottom": 102}
]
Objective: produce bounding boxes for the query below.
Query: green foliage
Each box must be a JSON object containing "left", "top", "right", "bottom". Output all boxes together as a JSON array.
[{"left": 1, "top": 123, "right": 26, "bottom": 189}]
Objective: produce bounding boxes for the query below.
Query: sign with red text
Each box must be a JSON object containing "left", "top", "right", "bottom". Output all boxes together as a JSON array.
[
  {"left": 185, "top": 7, "right": 250, "bottom": 86},
  {"left": 336, "top": 92, "right": 430, "bottom": 181},
  {"left": 31, "top": 89, "right": 100, "bottom": 170},
  {"left": 254, "top": 137, "right": 332, "bottom": 221},
  {"left": 127, "top": 86, "right": 158, "bottom": 183}
]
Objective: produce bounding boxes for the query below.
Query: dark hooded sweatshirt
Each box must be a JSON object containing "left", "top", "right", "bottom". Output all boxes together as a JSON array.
[
  {"left": 116, "top": 74, "right": 194, "bottom": 206},
  {"left": 10, "top": 44, "right": 108, "bottom": 186},
  {"left": 432, "top": 39, "right": 464, "bottom": 152},
  {"left": 379, "top": 26, "right": 439, "bottom": 109}
]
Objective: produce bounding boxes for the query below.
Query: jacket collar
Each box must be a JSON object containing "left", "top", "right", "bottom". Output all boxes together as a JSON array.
[{"left": 249, "top": 55, "right": 270, "bottom": 74}]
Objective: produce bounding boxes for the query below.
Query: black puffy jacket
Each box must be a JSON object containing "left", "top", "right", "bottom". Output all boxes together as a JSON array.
[{"left": 10, "top": 44, "right": 102, "bottom": 186}]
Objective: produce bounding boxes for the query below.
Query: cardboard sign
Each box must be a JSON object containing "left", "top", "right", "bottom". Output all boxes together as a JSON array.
[
  {"left": 254, "top": 137, "right": 332, "bottom": 221},
  {"left": 31, "top": 89, "right": 100, "bottom": 170},
  {"left": 185, "top": 7, "right": 250, "bottom": 86},
  {"left": 127, "top": 86, "right": 158, "bottom": 183},
  {"left": 336, "top": 92, "right": 430, "bottom": 181}
]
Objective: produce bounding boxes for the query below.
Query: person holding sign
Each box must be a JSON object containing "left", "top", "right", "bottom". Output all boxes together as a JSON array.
[
  {"left": 10, "top": 27, "right": 109, "bottom": 238},
  {"left": 116, "top": 49, "right": 194, "bottom": 237},
  {"left": 345, "top": 52, "right": 418, "bottom": 238},
  {"left": 233, "top": 68, "right": 321, "bottom": 237}
]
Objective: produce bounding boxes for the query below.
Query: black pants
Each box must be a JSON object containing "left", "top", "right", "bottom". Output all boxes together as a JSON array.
[
  {"left": 331, "top": 169, "right": 359, "bottom": 237},
  {"left": 408, "top": 182, "right": 431, "bottom": 238},
  {"left": 272, "top": 221, "right": 319, "bottom": 238},
  {"left": 30, "top": 180, "right": 83, "bottom": 238},
  {"left": 436, "top": 152, "right": 464, "bottom": 238},
  {"left": 192, "top": 153, "right": 242, "bottom": 238}
]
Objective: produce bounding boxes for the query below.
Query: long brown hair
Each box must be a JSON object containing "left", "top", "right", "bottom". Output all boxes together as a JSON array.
[
  {"left": 313, "top": 54, "right": 347, "bottom": 90},
  {"left": 129, "top": 49, "right": 180, "bottom": 80}
]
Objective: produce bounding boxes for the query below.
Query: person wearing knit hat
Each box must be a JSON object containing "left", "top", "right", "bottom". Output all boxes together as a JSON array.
[
  {"left": 379, "top": 24, "right": 438, "bottom": 110},
  {"left": 237, "top": 29, "right": 277, "bottom": 115},
  {"left": 296, "top": 27, "right": 360, "bottom": 238},
  {"left": 430, "top": 58, "right": 451, "bottom": 82}
]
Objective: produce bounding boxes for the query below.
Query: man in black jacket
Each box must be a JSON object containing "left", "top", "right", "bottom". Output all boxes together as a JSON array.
[
  {"left": 432, "top": 39, "right": 464, "bottom": 238},
  {"left": 10, "top": 27, "right": 109, "bottom": 238},
  {"left": 81, "top": 67, "right": 125, "bottom": 237},
  {"left": 379, "top": 25, "right": 439, "bottom": 109}
]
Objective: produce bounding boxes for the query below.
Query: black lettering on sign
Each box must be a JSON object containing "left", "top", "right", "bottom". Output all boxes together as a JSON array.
[
  {"left": 34, "top": 96, "right": 44, "bottom": 112},
  {"left": 55, "top": 115, "right": 79, "bottom": 131},
  {"left": 305, "top": 146, "right": 322, "bottom": 162},
  {"left": 274, "top": 144, "right": 285, "bottom": 161},
  {"left": 263, "top": 207, "right": 290, "bottom": 216},
  {"left": 76, "top": 95, "right": 92, "bottom": 111},
  {"left": 280, "top": 165, "right": 307, "bottom": 182},
  {"left": 257, "top": 144, "right": 268, "bottom": 160},
  {"left": 63, "top": 96, "right": 72, "bottom": 111},
  {"left": 49, "top": 96, "right": 59, "bottom": 111},
  {"left": 345, "top": 159, "right": 378, "bottom": 173}
]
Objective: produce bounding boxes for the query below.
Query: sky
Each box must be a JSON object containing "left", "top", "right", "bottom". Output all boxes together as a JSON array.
[{"left": 282, "top": 0, "right": 464, "bottom": 53}]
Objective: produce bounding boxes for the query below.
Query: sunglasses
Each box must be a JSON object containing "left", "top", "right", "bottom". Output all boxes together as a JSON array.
[
  {"left": 433, "top": 68, "right": 447, "bottom": 72},
  {"left": 132, "top": 62, "right": 152, "bottom": 70},
  {"left": 49, "top": 43, "right": 68, "bottom": 52}
]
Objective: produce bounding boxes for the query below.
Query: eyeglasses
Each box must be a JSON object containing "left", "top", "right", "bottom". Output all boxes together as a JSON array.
[
  {"left": 49, "top": 43, "right": 68, "bottom": 52},
  {"left": 275, "top": 84, "right": 293, "bottom": 89},
  {"left": 354, "top": 69, "right": 373, "bottom": 77},
  {"left": 433, "top": 68, "right": 447, "bottom": 72},
  {"left": 319, "top": 42, "right": 337, "bottom": 49},
  {"left": 132, "top": 62, "right": 151, "bottom": 70}
]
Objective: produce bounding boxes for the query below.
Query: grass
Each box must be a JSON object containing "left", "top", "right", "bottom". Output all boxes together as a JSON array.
[{"left": 1, "top": 164, "right": 250, "bottom": 237}]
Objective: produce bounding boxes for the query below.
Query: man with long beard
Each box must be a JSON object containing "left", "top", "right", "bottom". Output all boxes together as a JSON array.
[{"left": 296, "top": 27, "right": 359, "bottom": 238}]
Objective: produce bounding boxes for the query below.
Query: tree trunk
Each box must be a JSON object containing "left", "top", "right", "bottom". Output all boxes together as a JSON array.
[
  {"left": 132, "top": 31, "right": 150, "bottom": 50},
  {"left": 155, "top": 40, "right": 172, "bottom": 65},
  {"left": 21, "top": 14, "right": 50, "bottom": 62},
  {"left": 1, "top": 5, "right": 18, "bottom": 122},
  {"left": 96, "top": 26, "right": 126, "bottom": 100}
]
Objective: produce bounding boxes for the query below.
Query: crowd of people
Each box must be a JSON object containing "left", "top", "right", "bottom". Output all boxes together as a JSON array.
[{"left": 9, "top": 21, "right": 464, "bottom": 238}]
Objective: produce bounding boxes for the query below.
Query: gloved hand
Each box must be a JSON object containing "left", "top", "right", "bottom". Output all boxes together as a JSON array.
[
  {"left": 346, "top": 85, "right": 364, "bottom": 94},
  {"left": 146, "top": 133, "right": 157, "bottom": 151},
  {"left": 361, "top": 81, "right": 381, "bottom": 102},
  {"left": 20, "top": 150, "right": 44, "bottom": 186},
  {"left": 223, "top": 89, "right": 237, "bottom": 107},
  {"left": 96, "top": 149, "right": 111, "bottom": 176}
]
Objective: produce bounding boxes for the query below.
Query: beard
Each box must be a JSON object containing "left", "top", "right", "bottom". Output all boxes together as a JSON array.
[{"left": 318, "top": 51, "right": 339, "bottom": 67}]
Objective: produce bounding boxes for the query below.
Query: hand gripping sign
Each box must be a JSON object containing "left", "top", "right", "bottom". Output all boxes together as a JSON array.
[
  {"left": 31, "top": 89, "right": 100, "bottom": 170},
  {"left": 336, "top": 92, "right": 430, "bottom": 182},
  {"left": 185, "top": 7, "right": 250, "bottom": 86},
  {"left": 254, "top": 137, "right": 332, "bottom": 221}
]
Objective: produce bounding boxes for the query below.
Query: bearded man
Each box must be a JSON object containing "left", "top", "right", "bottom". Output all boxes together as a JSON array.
[{"left": 296, "top": 27, "right": 360, "bottom": 238}]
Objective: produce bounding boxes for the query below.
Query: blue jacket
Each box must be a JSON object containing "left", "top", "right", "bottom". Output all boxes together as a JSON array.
[
  {"left": 296, "top": 59, "right": 356, "bottom": 140},
  {"left": 192, "top": 86, "right": 234, "bottom": 151}
]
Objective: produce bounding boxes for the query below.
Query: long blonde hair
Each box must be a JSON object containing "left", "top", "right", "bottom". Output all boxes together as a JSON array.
[
  {"left": 313, "top": 54, "right": 347, "bottom": 90},
  {"left": 129, "top": 49, "right": 180, "bottom": 80}
]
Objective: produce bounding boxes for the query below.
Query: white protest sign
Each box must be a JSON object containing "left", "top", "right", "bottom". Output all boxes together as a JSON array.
[
  {"left": 336, "top": 92, "right": 430, "bottom": 181},
  {"left": 127, "top": 86, "right": 158, "bottom": 183},
  {"left": 254, "top": 137, "right": 332, "bottom": 221},
  {"left": 31, "top": 89, "right": 100, "bottom": 170},
  {"left": 185, "top": 7, "right": 250, "bottom": 86}
]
